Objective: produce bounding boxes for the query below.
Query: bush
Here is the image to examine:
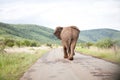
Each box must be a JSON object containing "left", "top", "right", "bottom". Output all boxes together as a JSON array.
[
  {"left": 1, "top": 38, "right": 40, "bottom": 47},
  {"left": 4, "top": 38, "right": 15, "bottom": 47},
  {"left": 46, "top": 43, "right": 52, "bottom": 48},
  {"left": 78, "top": 42, "right": 93, "bottom": 48},
  {"left": 85, "top": 42, "right": 93, "bottom": 49},
  {"left": 30, "top": 42, "right": 37, "bottom": 47},
  {"left": 96, "top": 39, "right": 114, "bottom": 48},
  {"left": 15, "top": 40, "right": 21, "bottom": 47},
  {"left": 24, "top": 40, "right": 31, "bottom": 46},
  {"left": 20, "top": 40, "right": 31, "bottom": 47}
]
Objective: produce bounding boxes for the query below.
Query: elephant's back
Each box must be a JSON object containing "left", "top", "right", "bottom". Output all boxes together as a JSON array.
[{"left": 60, "top": 27, "right": 79, "bottom": 40}]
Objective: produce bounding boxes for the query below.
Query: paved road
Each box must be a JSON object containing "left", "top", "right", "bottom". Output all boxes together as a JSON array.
[{"left": 20, "top": 48, "right": 120, "bottom": 80}]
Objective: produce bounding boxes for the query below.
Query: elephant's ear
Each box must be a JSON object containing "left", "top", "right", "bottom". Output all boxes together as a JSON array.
[{"left": 54, "top": 26, "right": 63, "bottom": 39}]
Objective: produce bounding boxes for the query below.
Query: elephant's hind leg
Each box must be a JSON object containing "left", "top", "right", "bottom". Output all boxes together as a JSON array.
[
  {"left": 63, "top": 46, "right": 68, "bottom": 58},
  {"left": 68, "top": 40, "right": 76, "bottom": 60}
]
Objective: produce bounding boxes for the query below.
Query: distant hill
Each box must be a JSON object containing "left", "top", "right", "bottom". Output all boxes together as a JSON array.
[
  {"left": 0, "top": 22, "right": 59, "bottom": 44},
  {"left": 0, "top": 22, "right": 120, "bottom": 44},
  {"left": 80, "top": 28, "right": 120, "bottom": 42}
]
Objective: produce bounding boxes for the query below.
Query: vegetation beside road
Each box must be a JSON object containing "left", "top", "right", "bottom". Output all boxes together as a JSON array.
[
  {"left": 76, "top": 39, "right": 120, "bottom": 63},
  {"left": 76, "top": 46, "right": 120, "bottom": 63},
  {"left": 0, "top": 48, "right": 49, "bottom": 80}
]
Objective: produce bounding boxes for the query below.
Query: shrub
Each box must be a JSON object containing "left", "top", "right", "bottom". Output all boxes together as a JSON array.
[
  {"left": 78, "top": 42, "right": 93, "bottom": 48},
  {"left": 21, "top": 40, "right": 31, "bottom": 46},
  {"left": 4, "top": 38, "right": 15, "bottom": 47},
  {"left": 46, "top": 43, "right": 52, "bottom": 48},
  {"left": 15, "top": 40, "right": 21, "bottom": 47},
  {"left": 30, "top": 42, "right": 37, "bottom": 47},
  {"left": 96, "top": 39, "right": 114, "bottom": 48},
  {"left": 24, "top": 40, "right": 31, "bottom": 46},
  {"left": 85, "top": 42, "right": 93, "bottom": 49}
]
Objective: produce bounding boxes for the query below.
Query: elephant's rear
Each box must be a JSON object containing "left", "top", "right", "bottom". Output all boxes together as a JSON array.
[
  {"left": 71, "top": 26, "right": 80, "bottom": 41},
  {"left": 61, "top": 26, "right": 80, "bottom": 49},
  {"left": 61, "top": 26, "right": 80, "bottom": 40}
]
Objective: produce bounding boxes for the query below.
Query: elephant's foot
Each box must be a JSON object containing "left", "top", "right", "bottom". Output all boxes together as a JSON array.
[
  {"left": 64, "top": 55, "right": 68, "bottom": 58},
  {"left": 68, "top": 57, "right": 73, "bottom": 60}
]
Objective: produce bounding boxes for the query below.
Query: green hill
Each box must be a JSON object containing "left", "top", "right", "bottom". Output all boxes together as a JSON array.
[
  {"left": 0, "top": 22, "right": 120, "bottom": 44},
  {"left": 80, "top": 28, "right": 120, "bottom": 42},
  {"left": 0, "top": 22, "right": 59, "bottom": 44}
]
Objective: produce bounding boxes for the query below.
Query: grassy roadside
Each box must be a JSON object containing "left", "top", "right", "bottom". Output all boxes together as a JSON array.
[
  {"left": 76, "top": 46, "right": 120, "bottom": 64},
  {"left": 0, "top": 49, "right": 49, "bottom": 80}
]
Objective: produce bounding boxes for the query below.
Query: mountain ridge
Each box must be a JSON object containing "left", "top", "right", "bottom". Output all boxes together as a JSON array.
[
  {"left": 0, "top": 22, "right": 120, "bottom": 43},
  {"left": 80, "top": 28, "right": 120, "bottom": 42},
  {"left": 0, "top": 22, "right": 59, "bottom": 44}
]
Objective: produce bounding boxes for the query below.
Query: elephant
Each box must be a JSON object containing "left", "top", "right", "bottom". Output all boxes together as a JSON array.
[{"left": 54, "top": 26, "right": 80, "bottom": 60}]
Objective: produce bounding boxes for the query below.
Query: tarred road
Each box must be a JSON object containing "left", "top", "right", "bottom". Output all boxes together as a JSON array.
[{"left": 20, "top": 48, "right": 120, "bottom": 80}]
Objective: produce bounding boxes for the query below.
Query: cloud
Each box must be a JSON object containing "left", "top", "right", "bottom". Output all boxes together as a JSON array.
[
  {"left": 0, "top": 2, "right": 57, "bottom": 20},
  {"left": 0, "top": 0, "right": 120, "bottom": 30}
]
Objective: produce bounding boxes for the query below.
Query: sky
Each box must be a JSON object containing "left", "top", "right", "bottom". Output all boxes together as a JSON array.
[{"left": 0, "top": 0, "right": 120, "bottom": 30}]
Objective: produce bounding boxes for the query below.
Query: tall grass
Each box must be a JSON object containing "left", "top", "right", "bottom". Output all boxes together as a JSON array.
[
  {"left": 0, "top": 49, "right": 48, "bottom": 80},
  {"left": 76, "top": 46, "right": 120, "bottom": 63}
]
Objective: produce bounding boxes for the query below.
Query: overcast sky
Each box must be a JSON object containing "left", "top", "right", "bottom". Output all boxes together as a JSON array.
[{"left": 0, "top": 0, "right": 120, "bottom": 30}]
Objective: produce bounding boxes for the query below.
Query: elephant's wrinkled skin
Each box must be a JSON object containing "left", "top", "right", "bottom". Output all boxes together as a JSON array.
[{"left": 54, "top": 26, "right": 80, "bottom": 60}]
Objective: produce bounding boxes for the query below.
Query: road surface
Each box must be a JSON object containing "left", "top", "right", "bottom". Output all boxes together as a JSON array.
[{"left": 20, "top": 48, "right": 120, "bottom": 80}]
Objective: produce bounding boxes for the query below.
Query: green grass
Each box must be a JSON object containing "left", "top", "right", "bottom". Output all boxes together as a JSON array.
[
  {"left": 0, "top": 49, "right": 48, "bottom": 80},
  {"left": 76, "top": 46, "right": 120, "bottom": 63}
]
